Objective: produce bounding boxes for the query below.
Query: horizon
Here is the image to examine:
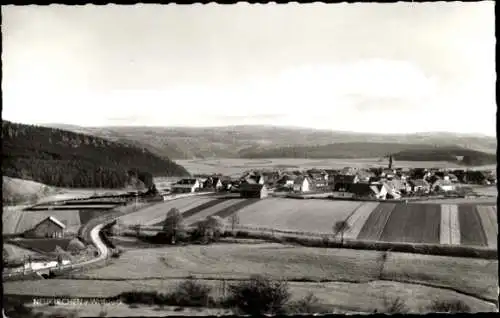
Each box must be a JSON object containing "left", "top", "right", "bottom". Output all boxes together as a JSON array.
[
  {"left": 2, "top": 3, "right": 496, "bottom": 135},
  {"left": 4, "top": 119, "right": 496, "bottom": 138}
]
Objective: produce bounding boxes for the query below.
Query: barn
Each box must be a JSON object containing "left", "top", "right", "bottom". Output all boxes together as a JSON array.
[
  {"left": 24, "top": 216, "right": 66, "bottom": 238},
  {"left": 239, "top": 184, "right": 268, "bottom": 199}
]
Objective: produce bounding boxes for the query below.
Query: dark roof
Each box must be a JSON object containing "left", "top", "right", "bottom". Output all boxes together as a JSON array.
[
  {"left": 239, "top": 183, "right": 266, "bottom": 192},
  {"left": 177, "top": 179, "right": 197, "bottom": 185},
  {"left": 349, "top": 183, "right": 377, "bottom": 196}
]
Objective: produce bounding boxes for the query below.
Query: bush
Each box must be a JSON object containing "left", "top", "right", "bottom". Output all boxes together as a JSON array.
[
  {"left": 429, "top": 299, "right": 471, "bottom": 313},
  {"left": 285, "top": 292, "right": 331, "bottom": 314},
  {"left": 169, "top": 279, "right": 213, "bottom": 307},
  {"left": 226, "top": 275, "right": 291, "bottom": 315},
  {"left": 119, "top": 280, "right": 214, "bottom": 308}
]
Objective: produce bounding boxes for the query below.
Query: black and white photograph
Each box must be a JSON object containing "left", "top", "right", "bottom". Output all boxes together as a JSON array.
[{"left": 2, "top": 2, "right": 497, "bottom": 316}]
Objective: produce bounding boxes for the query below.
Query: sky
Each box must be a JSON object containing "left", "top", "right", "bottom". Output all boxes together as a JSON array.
[{"left": 2, "top": 3, "right": 496, "bottom": 136}]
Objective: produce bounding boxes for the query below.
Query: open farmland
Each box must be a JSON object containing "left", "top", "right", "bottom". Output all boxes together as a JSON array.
[
  {"left": 176, "top": 158, "right": 497, "bottom": 176},
  {"left": 379, "top": 204, "right": 441, "bottom": 244},
  {"left": 476, "top": 206, "right": 498, "bottom": 248},
  {"left": 235, "top": 198, "right": 363, "bottom": 234},
  {"left": 458, "top": 205, "right": 488, "bottom": 247},
  {"left": 117, "top": 196, "right": 215, "bottom": 226},
  {"left": 183, "top": 199, "right": 248, "bottom": 226},
  {"left": 47, "top": 243, "right": 498, "bottom": 303},
  {"left": 6, "top": 279, "right": 496, "bottom": 314}
]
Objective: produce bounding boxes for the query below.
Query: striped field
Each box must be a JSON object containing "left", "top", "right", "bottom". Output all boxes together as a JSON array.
[{"left": 117, "top": 197, "right": 215, "bottom": 226}]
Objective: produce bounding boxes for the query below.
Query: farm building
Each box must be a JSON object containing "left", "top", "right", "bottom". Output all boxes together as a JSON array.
[
  {"left": 409, "top": 179, "right": 430, "bottom": 193},
  {"left": 293, "top": 176, "right": 313, "bottom": 193},
  {"left": 239, "top": 184, "right": 268, "bottom": 199},
  {"left": 24, "top": 216, "right": 66, "bottom": 238},
  {"left": 171, "top": 179, "right": 201, "bottom": 193}
]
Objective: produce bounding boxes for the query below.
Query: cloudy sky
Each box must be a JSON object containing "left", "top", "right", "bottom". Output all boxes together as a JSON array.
[{"left": 2, "top": 3, "right": 496, "bottom": 135}]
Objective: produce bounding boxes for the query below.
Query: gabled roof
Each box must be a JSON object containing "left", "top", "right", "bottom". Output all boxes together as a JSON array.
[
  {"left": 177, "top": 179, "right": 197, "bottom": 185},
  {"left": 38, "top": 216, "right": 66, "bottom": 229}
]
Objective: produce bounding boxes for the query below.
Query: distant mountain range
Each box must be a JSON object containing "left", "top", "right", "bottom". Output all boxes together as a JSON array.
[{"left": 39, "top": 123, "right": 497, "bottom": 164}]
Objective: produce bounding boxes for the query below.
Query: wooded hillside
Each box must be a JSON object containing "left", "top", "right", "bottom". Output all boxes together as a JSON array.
[{"left": 2, "top": 121, "right": 190, "bottom": 189}]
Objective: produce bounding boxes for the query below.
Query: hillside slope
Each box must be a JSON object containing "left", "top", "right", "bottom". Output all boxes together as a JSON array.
[
  {"left": 40, "top": 124, "right": 497, "bottom": 159},
  {"left": 393, "top": 146, "right": 497, "bottom": 166},
  {"left": 2, "top": 176, "right": 55, "bottom": 206},
  {"left": 2, "top": 121, "right": 190, "bottom": 189},
  {"left": 238, "top": 142, "right": 497, "bottom": 165}
]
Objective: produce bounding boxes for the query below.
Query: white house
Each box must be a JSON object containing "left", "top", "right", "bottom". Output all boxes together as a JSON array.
[
  {"left": 171, "top": 179, "right": 201, "bottom": 193},
  {"left": 293, "top": 176, "right": 313, "bottom": 193},
  {"left": 433, "top": 180, "right": 455, "bottom": 192}
]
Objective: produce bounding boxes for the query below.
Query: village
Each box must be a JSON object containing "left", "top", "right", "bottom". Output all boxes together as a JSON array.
[{"left": 168, "top": 158, "right": 497, "bottom": 201}]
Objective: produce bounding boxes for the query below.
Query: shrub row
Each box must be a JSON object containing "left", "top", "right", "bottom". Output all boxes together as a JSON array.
[
  {"left": 116, "top": 276, "right": 476, "bottom": 315},
  {"left": 230, "top": 231, "right": 497, "bottom": 260}
]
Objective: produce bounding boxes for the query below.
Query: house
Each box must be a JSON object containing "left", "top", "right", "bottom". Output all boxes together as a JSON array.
[
  {"left": 203, "top": 177, "right": 223, "bottom": 191},
  {"left": 172, "top": 178, "right": 201, "bottom": 193},
  {"left": 433, "top": 179, "right": 455, "bottom": 192},
  {"left": 276, "top": 174, "right": 296, "bottom": 188},
  {"left": 239, "top": 184, "right": 268, "bottom": 199},
  {"left": 24, "top": 216, "right": 66, "bottom": 238},
  {"left": 349, "top": 183, "right": 387, "bottom": 200},
  {"left": 293, "top": 176, "right": 313, "bottom": 193},
  {"left": 381, "top": 168, "right": 396, "bottom": 179},
  {"left": 334, "top": 174, "right": 359, "bottom": 192},
  {"left": 409, "top": 179, "right": 430, "bottom": 193},
  {"left": 356, "top": 170, "right": 375, "bottom": 183},
  {"left": 340, "top": 167, "right": 356, "bottom": 175}
]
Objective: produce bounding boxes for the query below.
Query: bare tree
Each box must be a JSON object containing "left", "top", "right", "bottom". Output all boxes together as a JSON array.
[
  {"left": 333, "top": 220, "right": 351, "bottom": 245},
  {"left": 163, "top": 208, "right": 184, "bottom": 244}
]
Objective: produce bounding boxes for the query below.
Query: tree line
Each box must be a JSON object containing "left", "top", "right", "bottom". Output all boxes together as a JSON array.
[{"left": 2, "top": 121, "right": 190, "bottom": 189}]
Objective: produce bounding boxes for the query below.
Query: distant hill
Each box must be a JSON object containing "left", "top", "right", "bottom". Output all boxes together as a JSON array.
[
  {"left": 238, "top": 142, "right": 497, "bottom": 165},
  {"left": 393, "top": 146, "right": 497, "bottom": 166},
  {"left": 39, "top": 124, "right": 497, "bottom": 160},
  {"left": 2, "top": 121, "right": 190, "bottom": 189}
]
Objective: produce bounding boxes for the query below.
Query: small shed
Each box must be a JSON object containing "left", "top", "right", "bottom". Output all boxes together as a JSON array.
[
  {"left": 24, "top": 216, "right": 66, "bottom": 238},
  {"left": 239, "top": 184, "right": 268, "bottom": 199}
]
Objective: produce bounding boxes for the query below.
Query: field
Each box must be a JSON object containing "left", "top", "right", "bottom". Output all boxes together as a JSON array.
[
  {"left": 8, "top": 278, "right": 497, "bottom": 314},
  {"left": 235, "top": 198, "right": 363, "bottom": 234},
  {"left": 176, "top": 158, "right": 497, "bottom": 177},
  {"left": 117, "top": 197, "right": 215, "bottom": 226},
  {"left": 8, "top": 243, "right": 496, "bottom": 307}
]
